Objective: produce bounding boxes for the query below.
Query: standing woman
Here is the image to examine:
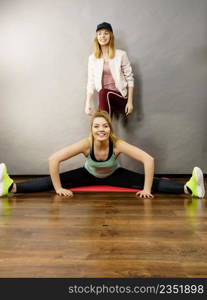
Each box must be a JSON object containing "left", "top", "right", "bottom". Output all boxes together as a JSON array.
[{"left": 85, "top": 22, "right": 134, "bottom": 117}]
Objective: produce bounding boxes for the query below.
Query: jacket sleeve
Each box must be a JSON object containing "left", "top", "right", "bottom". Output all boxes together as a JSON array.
[
  {"left": 121, "top": 51, "right": 134, "bottom": 87},
  {"left": 87, "top": 55, "right": 95, "bottom": 94}
]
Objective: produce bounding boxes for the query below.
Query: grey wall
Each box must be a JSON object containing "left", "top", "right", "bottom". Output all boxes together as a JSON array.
[{"left": 0, "top": 0, "right": 207, "bottom": 175}]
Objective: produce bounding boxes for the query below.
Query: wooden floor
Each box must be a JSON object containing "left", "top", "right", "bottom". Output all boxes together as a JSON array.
[{"left": 0, "top": 178, "right": 207, "bottom": 278}]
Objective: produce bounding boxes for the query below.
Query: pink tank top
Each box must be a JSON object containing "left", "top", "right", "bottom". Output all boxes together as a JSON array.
[{"left": 102, "top": 61, "right": 119, "bottom": 91}]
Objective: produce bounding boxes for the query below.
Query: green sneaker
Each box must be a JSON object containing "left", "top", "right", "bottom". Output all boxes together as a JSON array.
[
  {"left": 0, "top": 163, "right": 13, "bottom": 196},
  {"left": 185, "top": 167, "right": 205, "bottom": 198}
]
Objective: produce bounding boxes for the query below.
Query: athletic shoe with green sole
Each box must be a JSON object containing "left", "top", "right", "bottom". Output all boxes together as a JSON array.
[
  {"left": 185, "top": 167, "right": 205, "bottom": 198},
  {"left": 0, "top": 163, "right": 13, "bottom": 196}
]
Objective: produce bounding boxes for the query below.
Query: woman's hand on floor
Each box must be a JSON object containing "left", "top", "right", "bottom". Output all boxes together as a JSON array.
[
  {"left": 56, "top": 188, "right": 74, "bottom": 197},
  {"left": 136, "top": 190, "right": 154, "bottom": 199}
]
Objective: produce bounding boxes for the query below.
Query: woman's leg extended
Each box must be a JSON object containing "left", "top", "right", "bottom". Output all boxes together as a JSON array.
[
  {"left": 98, "top": 88, "right": 127, "bottom": 116},
  {"left": 16, "top": 175, "right": 53, "bottom": 193},
  {"left": 152, "top": 177, "right": 184, "bottom": 194},
  {"left": 103, "top": 168, "right": 184, "bottom": 194},
  {"left": 16, "top": 168, "right": 98, "bottom": 193}
]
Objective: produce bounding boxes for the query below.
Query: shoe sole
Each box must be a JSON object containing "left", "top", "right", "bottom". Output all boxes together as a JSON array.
[
  {"left": 0, "top": 163, "right": 5, "bottom": 196},
  {"left": 194, "top": 167, "right": 205, "bottom": 198}
]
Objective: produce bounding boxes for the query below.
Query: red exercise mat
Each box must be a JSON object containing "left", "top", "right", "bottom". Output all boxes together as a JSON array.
[{"left": 70, "top": 185, "right": 140, "bottom": 192}]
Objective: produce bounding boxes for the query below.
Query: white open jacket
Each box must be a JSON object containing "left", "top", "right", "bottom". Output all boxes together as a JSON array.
[{"left": 87, "top": 49, "right": 134, "bottom": 97}]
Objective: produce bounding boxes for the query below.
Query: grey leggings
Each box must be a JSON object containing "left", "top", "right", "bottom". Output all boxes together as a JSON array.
[{"left": 16, "top": 167, "right": 184, "bottom": 194}]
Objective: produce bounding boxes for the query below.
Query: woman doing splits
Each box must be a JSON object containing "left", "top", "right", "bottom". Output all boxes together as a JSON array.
[{"left": 0, "top": 110, "right": 205, "bottom": 199}]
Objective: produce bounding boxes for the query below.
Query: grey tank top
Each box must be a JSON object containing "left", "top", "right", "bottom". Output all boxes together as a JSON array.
[{"left": 84, "top": 139, "right": 120, "bottom": 178}]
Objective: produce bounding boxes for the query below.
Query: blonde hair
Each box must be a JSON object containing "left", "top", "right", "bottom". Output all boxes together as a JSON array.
[
  {"left": 89, "top": 109, "right": 119, "bottom": 144},
  {"left": 93, "top": 31, "right": 115, "bottom": 59}
]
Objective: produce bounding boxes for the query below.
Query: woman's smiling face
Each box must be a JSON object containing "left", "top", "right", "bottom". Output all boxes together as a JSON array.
[
  {"left": 92, "top": 117, "right": 111, "bottom": 141},
  {"left": 96, "top": 29, "right": 111, "bottom": 46}
]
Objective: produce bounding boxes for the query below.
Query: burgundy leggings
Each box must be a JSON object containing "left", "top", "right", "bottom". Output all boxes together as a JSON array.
[{"left": 98, "top": 88, "right": 127, "bottom": 116}]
